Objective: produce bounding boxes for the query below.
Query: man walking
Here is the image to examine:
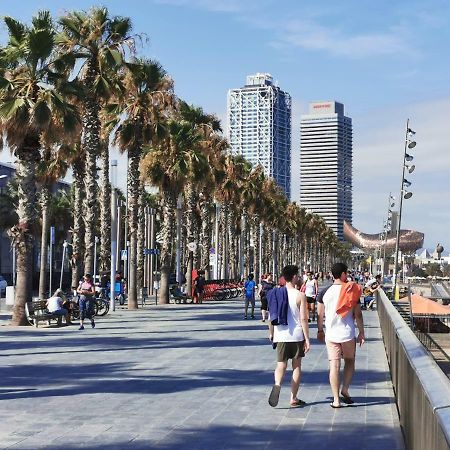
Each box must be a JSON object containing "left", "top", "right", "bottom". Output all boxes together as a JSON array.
[
  {"left": 317, "top": 262, "right": 365, "bottom": 408},
  {"left": 267, "top": 265, "right": 310, "bottom": 408}
]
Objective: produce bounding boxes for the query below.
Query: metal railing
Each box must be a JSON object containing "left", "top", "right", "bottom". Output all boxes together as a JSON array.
[{"left": 377, "top": 289, "right": 450, "bottom": 450}]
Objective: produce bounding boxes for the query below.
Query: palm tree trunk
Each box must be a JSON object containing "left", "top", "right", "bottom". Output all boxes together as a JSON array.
[
  {"left": 251, "top": 217, "right": 260, "bottom": 282},
  {"left": 38, "top": 186, "right": 51, "bottom": 300},
  {"left": 184, "top": 182, "right": 195, "bottom": 294},
  {"left": 199, "top": 193, "right": 212, "bottom": 279},
  {"left": 137, "top": 183, "right": 145, "bottom": 296},
  {"left": 10, "top": 140, "right": 40, "bottom": 326},
  {"left": 159, "top": 191, "right": 176, "bottom": 304},
  {"left": 127, "top": 146, "right": 141, "bottom": 309},
  {"left": 71, "top": 157, "right": 85, "bottom": 289},
  {"left": 99, "top": 140, "right": 111, "bottom": 272},
  {"left": 82, "top": 63, "right": 101, "bottom": 275}
]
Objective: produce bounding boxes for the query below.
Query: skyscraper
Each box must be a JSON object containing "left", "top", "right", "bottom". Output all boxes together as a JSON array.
[
  {"left": 227, "top": 73, "right": 292, "bottom": 199},
  {"left": 300, "top": 101, "right": 352, "bottom": 240}
]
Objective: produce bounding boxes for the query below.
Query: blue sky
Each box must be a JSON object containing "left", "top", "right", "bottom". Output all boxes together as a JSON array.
[{"left": 1, "top": 0, "right": 450, "bottom": 251}]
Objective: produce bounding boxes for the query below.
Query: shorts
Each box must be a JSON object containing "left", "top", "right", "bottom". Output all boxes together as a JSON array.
[
  {"left": 276, "top": 341, "right": 305, "bottom": 362},
  {"left": 245, "top": 295, "right": 255, "bottom": 307},
  {"left": 326, "top": 338, "right": 356, "bottom": 361},
  {"left": 260, "top": 297, "right": 268, "bottom": 310},
  {"left": 306, "top": 296, "right": 316, "bottom": 304},
  {"left": 50, "top": 308, "right": 68, "bottom": 316}
]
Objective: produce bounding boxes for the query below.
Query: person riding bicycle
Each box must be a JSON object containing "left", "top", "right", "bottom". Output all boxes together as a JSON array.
[{"left": 77, "top": 273, "right": 96, "bottom": 330}]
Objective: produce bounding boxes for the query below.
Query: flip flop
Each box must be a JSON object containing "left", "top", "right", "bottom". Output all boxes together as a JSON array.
[
  {"left": 268, "top": 385, "right": 281, "bottom": 407},
  {"left": 330, "top": 403, "right": 342, "bottom": 409},
  {"left": 290, "top": 399, "right": 307, "bottom": 408},
  {"left": 340, "top": 393, "right": 354, "bottom": 405}
]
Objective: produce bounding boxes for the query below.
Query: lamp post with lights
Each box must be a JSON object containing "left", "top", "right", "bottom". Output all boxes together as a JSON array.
[{"left": 393, "top": 120, "right": 417, "bottom": 299}]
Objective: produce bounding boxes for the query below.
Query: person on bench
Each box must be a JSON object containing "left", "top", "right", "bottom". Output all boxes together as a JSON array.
[{"left": 46, "top": 289, "right": 72, "bottom": 325}]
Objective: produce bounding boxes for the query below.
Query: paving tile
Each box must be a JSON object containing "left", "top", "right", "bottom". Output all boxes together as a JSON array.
[{"left": 0, "top": 301, "right": 403, "bottom": 449}]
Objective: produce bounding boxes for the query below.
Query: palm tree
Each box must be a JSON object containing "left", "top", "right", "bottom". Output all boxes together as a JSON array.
[
  {"left": 0, "top": 12, "right": 80, "bottom": 325},
  {"left": 108, "top": 58, "right": 173, "bottom": 309},
  {"left": 178, "top": 101, "right": 222, "bottom": 289},
  {"left": 58, "top": 7, "right": 135, "bottom": 274},
  {"left": 141, "top": 120, "right": 206, "bottom": 304}
]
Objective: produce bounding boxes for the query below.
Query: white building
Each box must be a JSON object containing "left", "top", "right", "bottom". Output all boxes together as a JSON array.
[
  {"left": 300, "top": 101, "right": 353, "bottom": 240},
  {"left": 227, "top": 73, "right": 292, "bottom": 199}
]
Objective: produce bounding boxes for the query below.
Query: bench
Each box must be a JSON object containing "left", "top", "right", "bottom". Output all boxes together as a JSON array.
[{"left": 25, "top": 300, "right": 63, "bottom": 328}]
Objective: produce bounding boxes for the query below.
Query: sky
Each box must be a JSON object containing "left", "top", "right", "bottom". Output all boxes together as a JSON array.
[{"left": 1, "top": 0, "right": 450, "bottom": 250}]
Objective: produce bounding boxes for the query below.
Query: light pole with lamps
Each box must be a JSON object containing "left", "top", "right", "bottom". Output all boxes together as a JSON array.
[{"left": 393, "top": 121, "right": 417, "bottom": 299}]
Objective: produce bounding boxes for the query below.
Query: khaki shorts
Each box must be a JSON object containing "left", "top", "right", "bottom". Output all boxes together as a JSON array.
[
  {"left": 326, "top": 338, "right": 356, "bottom": 361},
  {"left": 276, "top": 341, "right": 305, "bottom": 362}
]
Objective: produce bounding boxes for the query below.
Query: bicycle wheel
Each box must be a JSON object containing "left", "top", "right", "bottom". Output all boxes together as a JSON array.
[{"left": 96, "top": 299, "right": 109, "bottom": 316}]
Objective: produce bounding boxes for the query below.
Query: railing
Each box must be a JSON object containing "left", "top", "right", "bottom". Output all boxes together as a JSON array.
[{"left": 377, "top": 289, "right": 450, "bottom": 450}]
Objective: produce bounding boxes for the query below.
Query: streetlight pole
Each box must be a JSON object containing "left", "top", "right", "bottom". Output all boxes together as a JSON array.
[{"left": 393, "top": 120, "right": 416, "bottom": 300}]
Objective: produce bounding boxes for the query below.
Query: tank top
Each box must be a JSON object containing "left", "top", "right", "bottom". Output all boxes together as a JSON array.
[
  {"left": 273, "top": 287, "right": 304, "bottom": 343},
  {"left": 304, "top": 279, "right": 316, "bottom": 297}
]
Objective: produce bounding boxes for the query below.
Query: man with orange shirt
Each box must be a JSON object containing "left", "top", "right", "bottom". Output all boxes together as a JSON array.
[{"left": 317, "top": 262, "right": 365, "bottom": 408}]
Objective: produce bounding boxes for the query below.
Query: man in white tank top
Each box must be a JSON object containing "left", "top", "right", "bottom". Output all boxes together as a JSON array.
[
  {"left": 268, "top": 265, "right": 310, "bottom": 408},
  {"left": 317, "top": 262, "right": 365, "bottom": 408}
]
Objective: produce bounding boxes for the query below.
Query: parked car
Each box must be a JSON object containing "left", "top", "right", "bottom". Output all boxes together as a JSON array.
[{"left": 0, "top": 275, "right": 7, "bottom": 296}]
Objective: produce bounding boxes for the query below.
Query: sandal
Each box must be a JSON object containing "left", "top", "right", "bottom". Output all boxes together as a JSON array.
[
  {"left": 340, "top": 393, "right": 354, "bottom": 405},
  {"left": 268, "top": 385, "right": 281, "bottom": 407},
  {"left": 290, "top": 398, "right": 307, "bottom": 408},
  {"left": 330, "top": 402, "right": 342, "bottom": 409}
]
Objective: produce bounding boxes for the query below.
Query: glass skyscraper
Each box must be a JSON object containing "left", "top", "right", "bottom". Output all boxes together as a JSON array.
[
  {"left": 300, "top": 101, "right": 353, "bottom": 240},
  {"left": 227, "top": 73, "right": 292, "bottom": 199}
]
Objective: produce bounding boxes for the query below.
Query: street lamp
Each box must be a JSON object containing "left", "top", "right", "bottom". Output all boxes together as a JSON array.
[
  {"left": 381, "top": 193, "right": 395, "bottom": 278},
  {"left": 393, "top": 121, "right": 417, "bottom": 299}
]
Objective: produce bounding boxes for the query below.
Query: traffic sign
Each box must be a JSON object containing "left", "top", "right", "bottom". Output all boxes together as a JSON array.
[
  {"left": 50, "top": 226, "right": 55, "bottom": 245},
  {"left": 121, "top": 250, "right": 128, "bottom": 260}
]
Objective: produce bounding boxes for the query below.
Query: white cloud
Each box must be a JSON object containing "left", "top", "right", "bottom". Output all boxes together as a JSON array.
[{"left": 274, "top": 20, "right": 414, "bottom": 59}]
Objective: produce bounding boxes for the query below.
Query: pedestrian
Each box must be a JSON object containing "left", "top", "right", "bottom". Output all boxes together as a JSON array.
[
  {"left": 193, "top": 270, "right": 206, "bottom": 304},
  {"left": 301, "top": 271, "right": 319, "bottom": 322},
  {"left": 46, "top": 289, "right": 71, "bottom": 325},
  {"left": 317, "top": 262, "right": 365, "bottom": 408},
  {"left": 258, "top": 273, "right": 275, "bottom": 322},
  {"left": 267, "top": 265, "right": 310, "bottom": 408},
  {"left": 243, "top": 273, "right": 256, "bottom": 319},
  {"left": 76, "top": 273, "right": 96, "bottom": 330}
]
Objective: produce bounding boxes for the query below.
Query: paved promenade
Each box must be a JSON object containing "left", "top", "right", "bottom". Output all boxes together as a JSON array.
[{"left": 0, "top": 300, "right": 404, "bottom": 449}]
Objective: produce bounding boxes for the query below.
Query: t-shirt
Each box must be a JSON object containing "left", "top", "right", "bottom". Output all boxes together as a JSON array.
[
  {"left": 273, "top": 287, "right": 304, "bottom": 343},
  {"left": 318, "top": 284, "right": 356, "bottom": 343},
  {"left": 47, "top": 296, "right": 64, "bottom": 313},
  {"left": 304, "top": 279, "right": 316, "bottom": 297},
  {"left": 244, "top": 280, "right": 256, "bottom": 298},
  {"left": 79, "top": 280, "right": 94, "bottom": 297}
]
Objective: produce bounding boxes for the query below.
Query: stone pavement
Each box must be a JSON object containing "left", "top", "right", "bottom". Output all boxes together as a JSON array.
[{"left": 0, "top": 300, "right": 404, "bottom": 450}]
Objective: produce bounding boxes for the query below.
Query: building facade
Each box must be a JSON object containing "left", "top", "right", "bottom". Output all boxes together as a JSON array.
[
  {"left": 300, "top": 101, "right": 353, "bottom": 240},
  {"left": 227, "top": 73, "right": 292, "bottom": 199}
]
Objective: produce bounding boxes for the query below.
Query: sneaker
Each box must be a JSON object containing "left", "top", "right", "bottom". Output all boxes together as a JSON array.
[
  {"left": 78, "top": 325, "right": 84, "bottom": 331},
  {"left": 262, "top": 319, "right": 266, "bottom": 323},
  {"left": 91, "top": 320, "right": 95, "bottom": 329},
  {"left": 243, "top": 316, "right": 247, "bottom": 320},
  {"left": 251, "top": 315, "right": 255, "bottom": 319}
]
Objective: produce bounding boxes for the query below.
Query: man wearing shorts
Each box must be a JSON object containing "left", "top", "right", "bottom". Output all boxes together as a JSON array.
[
  {"left": 317, "top": 262, "right": 365, "bottom": 408},
  {"left": 268, "top": 265, "right": 310, "bottom": 408}
]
